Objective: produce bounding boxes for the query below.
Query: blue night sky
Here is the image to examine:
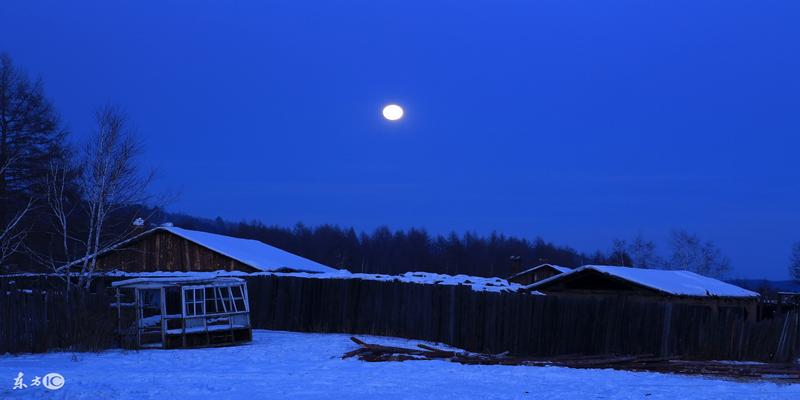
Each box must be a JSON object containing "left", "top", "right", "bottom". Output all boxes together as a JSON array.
[{"left": 1, "top": 1, "right": 798, "bottom": 279}]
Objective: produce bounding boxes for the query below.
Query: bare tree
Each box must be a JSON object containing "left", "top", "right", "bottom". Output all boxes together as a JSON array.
[
  {"left": 75, "top": 105, "right": 153, "bottom": 288},
  {"left": 0, "top": 198, "right": 32, "bottom": 270},
  {"left": 668, "top": 230, "right": 730, "bottom": 278},
  {"left": 610, "top": 239, "right": 630, "bottom": 266},
  {"left": 22, "top": 158, "right": 81, "bottom": 287},
  {"left": 627, "top": 233, "right": 664, "bottom": 268},
  {"left": 789, "top": 242, "right": 800, "bottom": 282},
  {"left": 0, "top": 156, "right": 29, "bottom": 267}
]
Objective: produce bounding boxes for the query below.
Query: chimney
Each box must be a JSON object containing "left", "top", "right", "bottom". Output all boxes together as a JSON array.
[{"left": 131, "top": 217, "right": 146, "bottom": 233}]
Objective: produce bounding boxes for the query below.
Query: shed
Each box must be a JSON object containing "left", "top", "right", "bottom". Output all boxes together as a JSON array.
[
  {"left": 526, "top": 265, "right": 760, "bottom": 318},
  {"left": 112, "top": 276, "right": 252, "bottom": 349},
  {"left": 68, "top": 226, "right": 337, "bottom": 274},
  {"left": 507, "top": 264, "right": 571, "bottom": 285}
]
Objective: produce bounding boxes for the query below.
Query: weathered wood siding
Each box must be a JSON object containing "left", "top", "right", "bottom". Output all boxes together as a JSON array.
[{"left": 93, "top": 230, "right": 259, "bottom": 273}]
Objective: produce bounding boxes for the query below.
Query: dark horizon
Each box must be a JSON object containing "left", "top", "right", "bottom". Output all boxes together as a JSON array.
[{"left": 2, "top": 1, "right": 799, "bottom": 279}]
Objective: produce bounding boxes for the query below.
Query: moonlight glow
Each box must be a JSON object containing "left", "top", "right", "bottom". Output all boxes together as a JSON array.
[{"left": 382, "top": 104, "right": 404, "bottom": 121}]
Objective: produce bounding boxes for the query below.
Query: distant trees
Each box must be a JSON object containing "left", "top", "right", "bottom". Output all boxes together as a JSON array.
[
  {"left": 609, "top": 231, "right": 730, "bottom": 278},
  {"left": 789, "top": 242, "right": 800, "bottom": 282},
  {"left": 166, "top": 214, "right": 745, "bottom": 279},
  {"left": 627, "top": 234, "right": 664, "bottom": 268},
  {"left": 609, "top": 234, "right": 664, "bottom": 269},
  {"left": 164, "top": 214, "right": 591, "bottom": 278},
  {"left": 668, "top": 230, "right": 730, "bottom": 278}
]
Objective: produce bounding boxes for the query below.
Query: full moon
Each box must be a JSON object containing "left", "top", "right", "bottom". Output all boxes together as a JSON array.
[{"left": 382, "top": 104, "right": 404, "bottom": 121}]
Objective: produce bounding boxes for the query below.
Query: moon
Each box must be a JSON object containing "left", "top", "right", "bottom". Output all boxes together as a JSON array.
[{"left": 382, "top": 104, "right": 404, "bottom": 121}]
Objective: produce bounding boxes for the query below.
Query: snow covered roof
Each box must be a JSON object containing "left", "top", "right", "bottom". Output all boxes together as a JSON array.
[
  {"left": 112, "top": 276, "right": 245, "bottom": 288},
  {"left": 158, "top": 227, "right": 336, "bottom": 273},
  {"left": 63, "top": 226, "right": 337, "bottom": 274},
  {"left": 527, "top": 265, "right": 759, "bottom": 298},
  {"left": 508, "top": 264, "right": 571, "bottom": 280},
  {"left": 94, "top": 270, "right": 531, "bottom": 293}
]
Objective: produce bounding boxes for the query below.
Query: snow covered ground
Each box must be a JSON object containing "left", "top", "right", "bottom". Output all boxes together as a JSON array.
[{"left": 1, "top": 330, "right": 798, "bottom": 399}]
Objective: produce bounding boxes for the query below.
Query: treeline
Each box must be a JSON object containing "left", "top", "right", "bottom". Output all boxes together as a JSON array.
[
  {"left": 161, "top": 214, "right": 734, "bottom": 278},
  {"left": 163, "top": 213, "right": 606, "bottom": 277}
]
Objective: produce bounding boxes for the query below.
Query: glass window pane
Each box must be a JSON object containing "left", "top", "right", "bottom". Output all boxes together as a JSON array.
[
  {"left": 185, "top": 290, "right": 193, "bottom": 302},
  {"left": 195, "top": 301, "right": 204, "bottom": 316},
  {"left": 216, "top": 288, "right": 229, "bottom": 312},
  {"left": 186, "top": 303, "right": 195, "bottom": 316},
  {"left": 206, "top": 298, "right": 217, "bottom": 314},
  {"left": 234, "top": 299, "right": 245, "bottom": 311}
]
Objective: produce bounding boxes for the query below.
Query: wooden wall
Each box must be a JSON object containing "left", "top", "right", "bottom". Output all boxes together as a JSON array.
[{"left": 93, "top": 230, "right": 259, "bottom": 273}]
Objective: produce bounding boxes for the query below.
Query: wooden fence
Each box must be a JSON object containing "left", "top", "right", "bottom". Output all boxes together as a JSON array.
[
  {"left": 245, "top": 276, "right": 800, "bottom": 362},
  {"left": 1, "top": 275, "right": 798, "bottom": 362},
  {"left": 0, "top": 286, "right": 116, "bottom": 354}
]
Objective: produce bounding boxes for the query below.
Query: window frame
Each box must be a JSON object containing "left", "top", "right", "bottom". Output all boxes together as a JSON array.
[{"left": 181, "top": 284, "right": 249, "bottom": 317}]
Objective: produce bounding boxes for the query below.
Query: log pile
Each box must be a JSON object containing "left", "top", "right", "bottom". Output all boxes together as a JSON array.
[{"left": 344, "top": 337, "right": 800, "bottom": 382}]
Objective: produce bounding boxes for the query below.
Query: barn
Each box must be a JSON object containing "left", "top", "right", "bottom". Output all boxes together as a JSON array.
[
  {"left": 526, "top": 265, "right": 760, "bottom": 319},
  {"left": 507, "top": 264, "right": 571, "bottom": 285},
  {"left": 69, "top": 226, "right": 337, "bottom": 274}
]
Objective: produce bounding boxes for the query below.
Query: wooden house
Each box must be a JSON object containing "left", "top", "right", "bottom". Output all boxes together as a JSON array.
[
  {"left": 526, "top": 265, "right": 760, "bottom": 319},
  {"left": 507, "top": 264, "right": 571, "bottom": 285},
  {"left": 69, "top": 226, "right": 337, "bottom": 274}
]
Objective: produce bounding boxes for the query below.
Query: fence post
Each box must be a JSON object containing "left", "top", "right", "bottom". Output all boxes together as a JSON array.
[
  {"left": 449, "top": 285, "right": 456, "bottom": 345},
  {"left": 660, "top": 303, "right": 672, "bottom": 357}
]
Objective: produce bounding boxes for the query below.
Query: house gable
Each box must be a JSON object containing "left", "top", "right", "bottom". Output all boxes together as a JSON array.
[{"left": 93, "top": 229, "right": 260, "bottom": 273}]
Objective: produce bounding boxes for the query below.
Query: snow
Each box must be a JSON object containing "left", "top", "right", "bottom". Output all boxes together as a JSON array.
[
  {"left": 529, "top": 265, "right": 759, "bottom": 298},
  {"left": 111, "top": 276, "right": 245, "bottom": 288},
  {"left": 1, "top": 330, "right": 796, "bottom": 399},
  {"left": 159, "top": 227, "right": 337, "bottom": 274},
  {"left": 3, "top": 269, "right": 528, "bottom": 293},
  {"left": 100, "top": 270, "right": 527, "bottom": 293},
  {"left": 166, "top": 325, "right": 248, "bottom": 334}
]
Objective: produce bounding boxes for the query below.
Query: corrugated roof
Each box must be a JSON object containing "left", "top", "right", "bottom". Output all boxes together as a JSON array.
[{"left": 527, "top": 265, "right": 759, "bottom": 298}]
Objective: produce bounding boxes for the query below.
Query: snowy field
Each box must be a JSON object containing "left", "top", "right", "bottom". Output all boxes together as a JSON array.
[{"left": 1, "top": 330, "right": 798, "bottom": 399}]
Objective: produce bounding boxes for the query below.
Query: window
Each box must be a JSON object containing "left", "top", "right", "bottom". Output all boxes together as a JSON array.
[
  {"left": 205, "top": 288, "right": 218, "bottom": 314},
  {"left": 231, "top": 285, "right": 247, "bottom": 312},
  {"left": 183, "top": 287, "right": 205, "bottom": 316},
  {"left": 182, "top": 284, "right": 247, "bottom": 316},
  {"left": 218, "top": 287, "right": 232, "bottom": 312}
]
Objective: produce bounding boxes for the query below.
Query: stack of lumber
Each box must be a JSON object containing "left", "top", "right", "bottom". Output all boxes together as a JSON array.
[{"left": 344, "top": 337, "right": 800, "bottom": 382}]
